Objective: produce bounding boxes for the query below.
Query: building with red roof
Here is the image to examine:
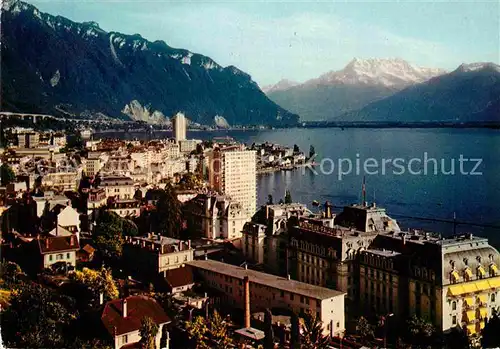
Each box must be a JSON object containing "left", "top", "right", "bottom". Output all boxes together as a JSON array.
[{"left": 101, "top": 295, "right": 170, "bottom": 349}]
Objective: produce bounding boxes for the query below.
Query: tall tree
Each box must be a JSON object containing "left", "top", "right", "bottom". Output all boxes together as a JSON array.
[
  {"left": 444, "top": 325, "right": 469, "bottom": 349},
  {"left": 405, "top": 315, "right": 435, "bottom": 348},
  {"left": 290, "top": 312, "right": 301, "bottom": 349},
  {"left": 482, "top": 310, "right": 500, "bottom": 348},
  {"left": 0, "top": 163, "right": 15, "bottom": 186},
  {"left": 155, "top": 184, "right": 182, "bottom": 238},
  {"left": 139, "top": 316, "right": 159, "bottom": 349},
  {"left": 123, "top": 218, "right": 139, "bottom": 237},
  {"left": 301, "top": 311, "right": 329, "bottom": 349},
  {"left": 284, "top": 190, "right": 292, "bottom": 204},
  {"left": 94, "top": 210, "right": 125, "bottom": 261},
  {"left": 186, "top": 315, "right": 209, "bottom": 349},
  {"left": 1, "top": 282, "right": 77, "bottom": 348},
  {"left": 355, "top": 316, "right": 374, "bottom": 340},
  {"left": 267, "top": 194, "right": 273, "bottom": 205},
  {"left": 209, "top": 310, "right": 232, "bottom": 349},
  {"left": 264, "top": 308, "right": 275, "bottom": 349}
]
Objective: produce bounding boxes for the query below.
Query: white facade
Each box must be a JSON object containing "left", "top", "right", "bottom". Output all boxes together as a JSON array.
[
  {"left": 57, "top": 206, "right": 81, "bottom": 232},
  {"left": 209, "top": 147, "right": 257, "bottom": 217},
  {"left": 172, "top": 112, "right": 187, "bottom": 142}
]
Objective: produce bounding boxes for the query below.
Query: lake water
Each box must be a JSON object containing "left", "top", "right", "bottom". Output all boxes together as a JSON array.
[{"left": 98, "top": 128, "right": 500, "bottom": 245}]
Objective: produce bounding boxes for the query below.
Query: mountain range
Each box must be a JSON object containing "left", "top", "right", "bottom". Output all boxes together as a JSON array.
[
  {"left": 1, "top": 0, "right": 298, "bottom": 126},
  {"left": 266, "top": 58, "right": 448, "bottom": 122},
  {"left": 342, "top": 62, "right": 500, "bottom": 122}
]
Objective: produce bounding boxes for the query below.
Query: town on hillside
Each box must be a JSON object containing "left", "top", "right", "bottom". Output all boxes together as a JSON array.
[{"left": 1, "top": 114, "right": 500, "bottom": 349}]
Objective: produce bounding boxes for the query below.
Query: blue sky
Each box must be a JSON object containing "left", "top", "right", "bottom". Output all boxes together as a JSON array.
[{"left": 30, "top": 0, "right": 499, "bottom": 86}]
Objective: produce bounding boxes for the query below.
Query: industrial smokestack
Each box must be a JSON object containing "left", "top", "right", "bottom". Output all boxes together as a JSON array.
[{"left": 243, "top": 276, "right": 250, "bottom": 328}]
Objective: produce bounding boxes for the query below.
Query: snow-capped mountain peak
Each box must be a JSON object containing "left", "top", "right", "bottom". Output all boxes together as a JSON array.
[
  {"left": 456, "top": 62, "right": 500, "bottom": 74},
  {"left": 308, "top": 58, "right": 446, "bottom": 88},
  {"left": 262, "top": 79, "right": 299, "bottom": 93}
]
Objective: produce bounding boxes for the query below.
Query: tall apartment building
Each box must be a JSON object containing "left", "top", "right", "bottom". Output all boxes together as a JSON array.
[
  {"left": 208, "top": 146, "right": 257, "bottom": 217},
  {"left": 172, "top": 112, "right": 187, "bottom": 142},
  {"left": 188, "top": 259, "right": 346, "bottom": 336}
]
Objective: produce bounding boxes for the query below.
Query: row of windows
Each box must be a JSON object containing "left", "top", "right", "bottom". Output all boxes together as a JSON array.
[
  {"left": 49, "top": 253, "right": 71, "bottom": 261},
  {"left": 163, "top": 254, "right": 188, "bottom": 266},
  {"left": 201, "top": 270, "right": 317, "bottom": 307},
  {"left": 451, "top": 293, "right": 496, "bottom": 310}
]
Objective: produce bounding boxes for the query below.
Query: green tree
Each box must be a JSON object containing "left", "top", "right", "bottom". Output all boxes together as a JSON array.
[
  {"left": 159, "top": 325, "right": 170, "bottom": 349},
  {"left": 186, "top": 315, "right": 209, "bottom": 349},
  {"left": 290, "top": 312, "right": 301, "bottom": 349},
  {"left": 1, "top": 282, "right": 77, "bottom": 348},
  {"left": 209, "top": 310, "right": 232, "bottom": 349},
  {"left": 0, "top": 163, "right": 15, "bottom": 186},
  {"left": 284, "top": 190, "right": 292, "bottom": 204},
  {"left": 301, "top": 310, "right": 329, "bottom": 349},
  {"left": 267, "top": 194, "right": 273, "bottom": 205},
  {"left": 155, "top": 184, "right": 182, "bottom": 238},
  {"left": 264, "top": 308, "right": 275, "bottom": 349},
  {"left": 94, "top": 210, "right": 124, "bottom": 260},
  {"left": 482, "top": 310, "right": 500, "bottom": 348},
  {"left": 444, "top": 325, "right": 469, "bottom": 349},
  {"left": 123, "top": 218, "right": 139, "bottom": 237},
  {"left": 0, "top": 261, "right": 26, "bottom": 287},
  {"left": 134, "top": 189, "right": 144, "bottom": 201},
  {"left": 139, "top": 316, "right": 159, "bottom": 349},
  {"left": 355, "top": 316, "right": 374, "bottom": 340},
  {"left": 70, "top": 267, "right": 119, "bottom": 303},
  {"left": 405, "top": 315, "right": 435, "bottom": 348}
]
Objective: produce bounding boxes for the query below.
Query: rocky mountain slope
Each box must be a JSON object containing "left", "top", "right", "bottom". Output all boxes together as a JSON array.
[
  {"left": 1, "top": 0, "right": 298, "bottom": 126},
  {"left": 267, "top": 58, "right": 446, "bottom": 121}
]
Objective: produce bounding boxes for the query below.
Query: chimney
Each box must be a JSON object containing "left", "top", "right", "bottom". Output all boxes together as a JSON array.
[
  {"left": 45, "top": 238, "right": 49, "bottom": 249},
  {"left": 266, "top": 205, "right": 270, "bottom": 220},
  {"left": 243, "top": 276, "right": 250, "bottom": 328},
  {"left": 122, "top": 298, "right": 128, "bottom": 318},
  {"left": 99, "top": 292, "right": 104, "bottom": 305},
  {"left": 188, "top": 240, "right": 191, "bottom": 249},
  {"left": 325, "top": 201, "right": 332, "bottom": 219},
  {"left": 244, "top": 263, "right": 248, "bottom": 270},
  {"left": 287, "top": 274, "right": 291, "bottom": 280},
  {"left": 178, "top": 240, "right": 183, "bottom": 251},
  {"left": 402, "top": 235, "right": 406, "bottom": 245},
  {"left": 70, "top": 235, "right": 76, "bottom": 247}
]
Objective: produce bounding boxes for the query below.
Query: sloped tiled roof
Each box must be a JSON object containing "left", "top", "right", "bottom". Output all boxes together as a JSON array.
[
  {"left": 38, "top": 235, "right": 80, "bottom": 254},
  {"left": 101, "top": 296, "right": 170, "bottom": 336},
  {"left": 165, "top": 266, "right": 194, "bottom": 288}
]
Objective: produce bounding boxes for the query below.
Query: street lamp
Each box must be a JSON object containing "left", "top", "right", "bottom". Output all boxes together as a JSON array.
[{"left": 382, "top": 313, "right": 394, "bottom": 349}]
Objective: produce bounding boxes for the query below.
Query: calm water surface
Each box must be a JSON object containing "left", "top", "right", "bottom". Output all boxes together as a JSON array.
[{"left": 98, "top": 128, "right": 500, "bottom": 245}]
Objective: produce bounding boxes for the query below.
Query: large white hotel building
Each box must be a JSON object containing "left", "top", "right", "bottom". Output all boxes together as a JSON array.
[{"left": 208, "top": 145, "right": 257, "bottom": 217}]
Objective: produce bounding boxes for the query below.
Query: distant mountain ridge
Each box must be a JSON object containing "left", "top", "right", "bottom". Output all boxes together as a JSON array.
[
  {"left": 261, "top": 79, "right": 299, "bottom": 93},
  {"left": 1, "top": 0, "right": 298, "bottom": 126},
  {"left": 340, "top": 62, "right": 500, "bottom": 122},
  {"left": 308, "top": 58, "right": 446, "bottom": 88},
  {"left": 266, "top": 58, "right": 446, "bottom": 121}
]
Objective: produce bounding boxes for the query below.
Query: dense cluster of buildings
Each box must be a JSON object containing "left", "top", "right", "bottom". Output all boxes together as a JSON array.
[{"left": 1, "top": 121, "right": 499, "bottom": 348}]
